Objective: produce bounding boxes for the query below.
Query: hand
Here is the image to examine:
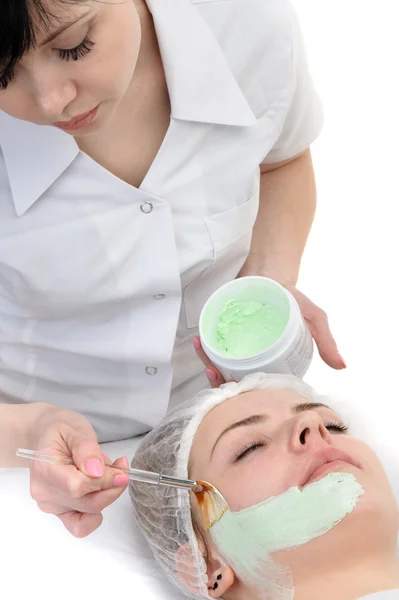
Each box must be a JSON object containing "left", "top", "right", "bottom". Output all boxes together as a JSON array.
[
  {"left": 283, "top": 285, "right": 346, "bottom": 370},
  {"left": 28, "top": 405, "right": 130, "bottom": 538}
]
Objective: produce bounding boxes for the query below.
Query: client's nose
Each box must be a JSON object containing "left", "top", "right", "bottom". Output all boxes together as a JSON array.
[{"left": 289, "top": 411, "right": 331, "bottom": 453}]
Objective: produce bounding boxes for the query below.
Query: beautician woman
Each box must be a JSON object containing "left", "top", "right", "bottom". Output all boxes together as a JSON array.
[{"left": 0, "top": 0, "right": 345, "bottom": 537}]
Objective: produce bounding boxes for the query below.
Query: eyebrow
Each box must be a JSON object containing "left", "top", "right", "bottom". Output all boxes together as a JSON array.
[
  {"left": 41, "top": 11, "right": 92, "bottom": 46},
  {"left": 210, "top": 402, "right": 331, "bottom": 459}
]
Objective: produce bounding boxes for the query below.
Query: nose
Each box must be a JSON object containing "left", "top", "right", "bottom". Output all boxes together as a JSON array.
[
  {"left": 34, "top": 76, "right": 77, "bottom": 122},
  {"left": 288, "top": 411, "right": 331, "bottom": 453}
]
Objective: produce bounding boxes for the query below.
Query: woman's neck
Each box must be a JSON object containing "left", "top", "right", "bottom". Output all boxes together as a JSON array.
[
  {"left": 229, "top": 554, "right": 399, "bottom": 600},
  {"left": 293, "top": 553, "right": 399, "bottom": 600},
  {"left": 131, "top": 0, "right": 163, "bottom": 86},
  {"left": 121, "top": 0, "right": 169, "bottom": 125}
]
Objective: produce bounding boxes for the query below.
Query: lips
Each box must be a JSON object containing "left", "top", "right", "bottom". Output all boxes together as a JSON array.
[
  {"left": 53, "top": 105, "right": 99, "bottom": 130},
  {"left": 301, "top": 447, "right": 361, "bottom": 488}
]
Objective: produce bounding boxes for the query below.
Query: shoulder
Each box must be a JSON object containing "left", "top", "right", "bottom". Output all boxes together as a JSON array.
[
  {"left": 190, "top": 0, "right": 300, "bottom": 81},
  {"left": 190, "top": 0, "right": 299, "bottom": 46},
  {"left": 190, "top": 0, "right": 302, "bottom": 120}
]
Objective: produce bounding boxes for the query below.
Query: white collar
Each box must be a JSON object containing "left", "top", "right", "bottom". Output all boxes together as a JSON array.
[
  {"left": 0, "top": 0, "right": 255, "bottom": 216},
  {"left": 146, "top": 0, "right": 256, "bottom": 127}
]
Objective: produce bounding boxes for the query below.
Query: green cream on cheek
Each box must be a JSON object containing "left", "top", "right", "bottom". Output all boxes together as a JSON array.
[
  {"left": 216, "top": 299, "right": 289, "bottom": 357},
  {"left": 210, "top": 473, "right": 364, "bottom": 599}
]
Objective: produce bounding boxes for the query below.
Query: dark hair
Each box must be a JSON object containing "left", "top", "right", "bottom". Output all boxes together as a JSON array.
[{"left": 0, "top": 0, "right": 79, "bottom": 82}]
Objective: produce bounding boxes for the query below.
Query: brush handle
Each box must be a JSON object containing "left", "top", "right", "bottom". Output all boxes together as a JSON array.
[{"left": 16, "top": 449, "right": 198, "bottom": 491}]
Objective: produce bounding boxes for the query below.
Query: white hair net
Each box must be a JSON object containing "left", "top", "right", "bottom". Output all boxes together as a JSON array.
[{"left": 129, "top": 373, "right": 327, "bottom": 599}]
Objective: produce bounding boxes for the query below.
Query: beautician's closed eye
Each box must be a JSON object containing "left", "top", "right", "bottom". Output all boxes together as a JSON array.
[
  {"left": 0, "top": 38, "right": 95, "bottom": 90},
  {"left": 58, "top": 37, "right": 95, "bottom": 63},
  {"left": 0, "top": 13, "right": 97, "bottom": 91}
]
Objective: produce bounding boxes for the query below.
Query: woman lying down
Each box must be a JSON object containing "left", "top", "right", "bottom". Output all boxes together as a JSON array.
[{"left": 130, "top": 374, "right": 399, "bottom": 600}]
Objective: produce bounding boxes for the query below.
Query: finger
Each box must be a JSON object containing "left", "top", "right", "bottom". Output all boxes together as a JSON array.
[
  {"left": 30, "top": 461, "right": 83, "bottom": 505},
  {"left": 68, "top": 472, "right": 128, "bottom": 514},
  {"left": 31, "top": 457, "right": 128, "bottom": 510},
  {"left": 193, "top": 337, "right": 225, "bottom": 388},
  {"left": 101, "top": 451, "right": 112, "bottom": 464},
  {"left": 113, "top": 456, "right": 130, "bottom": 470},
  {"left": 36, "top": 465, "right": 129, "bottom": 516},
  {"left": 37, "top": 500, "right": 69, "bottom": 515},
  {"left": 67, "top": 427, "right": 105, "bottom": 479},
  {"left": 205, "top": 368, "right": 225, "bottom": 389},
  {"left": 193, "top": 337, "right": 215, "bottom": 368},
  {"left": 78, "top": 460, "right": 129, "bottom": 498},
  {"left": 81, "top": 456, "right": 130, "bottom": 512},
  {"left": 67, "top": 429, "right": 128, "bottom": 490},
  {"left": 58, "top": 510, "right": 103, "bottom": 538},
  {"left": 79, "top": 480, "right": 129, "bottom": 514},
  {"left": 108, "top": 455, "right": 130, "bottom": 486},
  {"left": 75, "top": 457, "right": 129, "bottom": 514},
  {"left": 306, "top": 310, "right": 346, "bottom": 370}
]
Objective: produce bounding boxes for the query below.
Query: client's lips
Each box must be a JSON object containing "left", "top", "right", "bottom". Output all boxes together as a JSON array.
[{"left": 301, "top": 447, "right": 361, "bottom": 488}]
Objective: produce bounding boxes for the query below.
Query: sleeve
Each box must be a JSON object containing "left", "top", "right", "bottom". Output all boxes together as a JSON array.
[{"left": 262, "top": 5, "right": 324, "bottom": 164}]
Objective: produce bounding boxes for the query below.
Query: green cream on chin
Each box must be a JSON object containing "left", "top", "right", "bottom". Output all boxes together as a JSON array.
[
  {"left": 211, "top": 472, "right": 364, "bottom": 599},
  {"left": 215, "top": 299, "right": 289, "bottom": 357}
]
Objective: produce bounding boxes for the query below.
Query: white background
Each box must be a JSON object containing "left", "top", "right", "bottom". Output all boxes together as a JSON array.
[
  {"left": 1, "top": 1, "right": 399, "bottom": 599},
  {"left": 298, "top": 0, "right": 399, "bottom": 451}
]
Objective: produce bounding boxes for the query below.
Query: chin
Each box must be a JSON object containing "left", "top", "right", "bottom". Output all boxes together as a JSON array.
[
  {"left": 70, "top": 102, "right": 116, "bottom": 138},
  {"left": 349, "top": 493, "right": 399, "bottom": 552},
  {"left": 69, "top": 117, "right": 107, "bottom": 138},
  {"left": 69, "top": 125, "right": 102, "bottom": 138},
  {"left": 275, "top": 505, "right": 397, "bottom": 574}
]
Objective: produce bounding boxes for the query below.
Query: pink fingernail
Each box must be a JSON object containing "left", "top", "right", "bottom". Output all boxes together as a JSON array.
[
  {"left": 85, "top": 459, "right": 104, "bottom": 477},
  {"left": 113, "top": 474, "right": 130, "bottom": 487},
  {"left": 338, "top": 353, "right": 347, "bottom": 369},
  {"left": 122, "top": 456, "right": 129, "bottom": 469},
  {"left": 193, "top": 337, "right": 201, "bottom": 350},
  {"left": 206, "top": 368, "right": 217, "bottom": 381}
]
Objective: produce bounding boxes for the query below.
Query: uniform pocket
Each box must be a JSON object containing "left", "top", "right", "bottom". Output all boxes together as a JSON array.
[{"left": 184, "top": 189, "right": 259, "bottom": 329}]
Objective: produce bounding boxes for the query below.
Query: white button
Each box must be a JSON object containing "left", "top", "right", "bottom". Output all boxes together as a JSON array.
[
  {"left": 146, "top": 366, "right": 158, "bottom": 376},
  {"left": 153, "top": 294, "right": 165, "bottom": 300},
  {"left": 140, "top": 201, "right": 153, "bottom": 214}
]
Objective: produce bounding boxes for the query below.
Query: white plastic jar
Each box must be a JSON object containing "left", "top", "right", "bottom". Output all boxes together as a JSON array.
[{"left": 199, "top": 276, "right": 313, "bottom": 381}]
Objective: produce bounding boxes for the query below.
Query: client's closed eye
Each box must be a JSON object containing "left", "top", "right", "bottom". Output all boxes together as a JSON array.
[
  {"left": 234, "top": 421, "right": 348, "bottom": 461},
  {"left": 234, "top": 441, "right": 267, "bottom": 462},
  {"left": 326, "top": 422, "right": 348, "bottom": 434}
]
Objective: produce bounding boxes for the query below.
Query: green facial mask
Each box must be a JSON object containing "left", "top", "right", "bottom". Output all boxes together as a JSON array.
[
  {"left": 211, "top": 472, "right": 364, "bottom": 600},
  {"left": 216, "top": 299, "right": 288, "bottom": 357}
]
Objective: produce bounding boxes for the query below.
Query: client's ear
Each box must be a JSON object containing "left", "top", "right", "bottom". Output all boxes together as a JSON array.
[
  {"left": 206, "top": 558, "right": 234, "bottom": 598},
  {"left": 175, "top": 544, "right": 234, "bottom": 597}
]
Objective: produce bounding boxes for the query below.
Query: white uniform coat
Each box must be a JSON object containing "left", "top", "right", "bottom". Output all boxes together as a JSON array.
[{"left": 0, "top": 0, "right": 323, "bottom": 441}]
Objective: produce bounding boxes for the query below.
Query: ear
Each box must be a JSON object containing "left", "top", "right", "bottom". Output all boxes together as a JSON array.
[
  {"left": 175, "top": 544, "right": 235, "bottom": 597},
  {"left": 206, "top": 557, "right": 235, "bottom": 598}
]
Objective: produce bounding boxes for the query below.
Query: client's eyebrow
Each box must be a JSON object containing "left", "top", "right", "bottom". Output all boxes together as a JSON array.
[
  {"left": 210, "top": 414, "right": 268, "bottom": 459},
  {"left": 210, "top": 402, "right": 331, "bottom": 459},
  {"left": 292, "top": 402, "right": 331, "bottom": 414},
  {"left": 41, "top": 11, "right": 92, "bottom": 46}
]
